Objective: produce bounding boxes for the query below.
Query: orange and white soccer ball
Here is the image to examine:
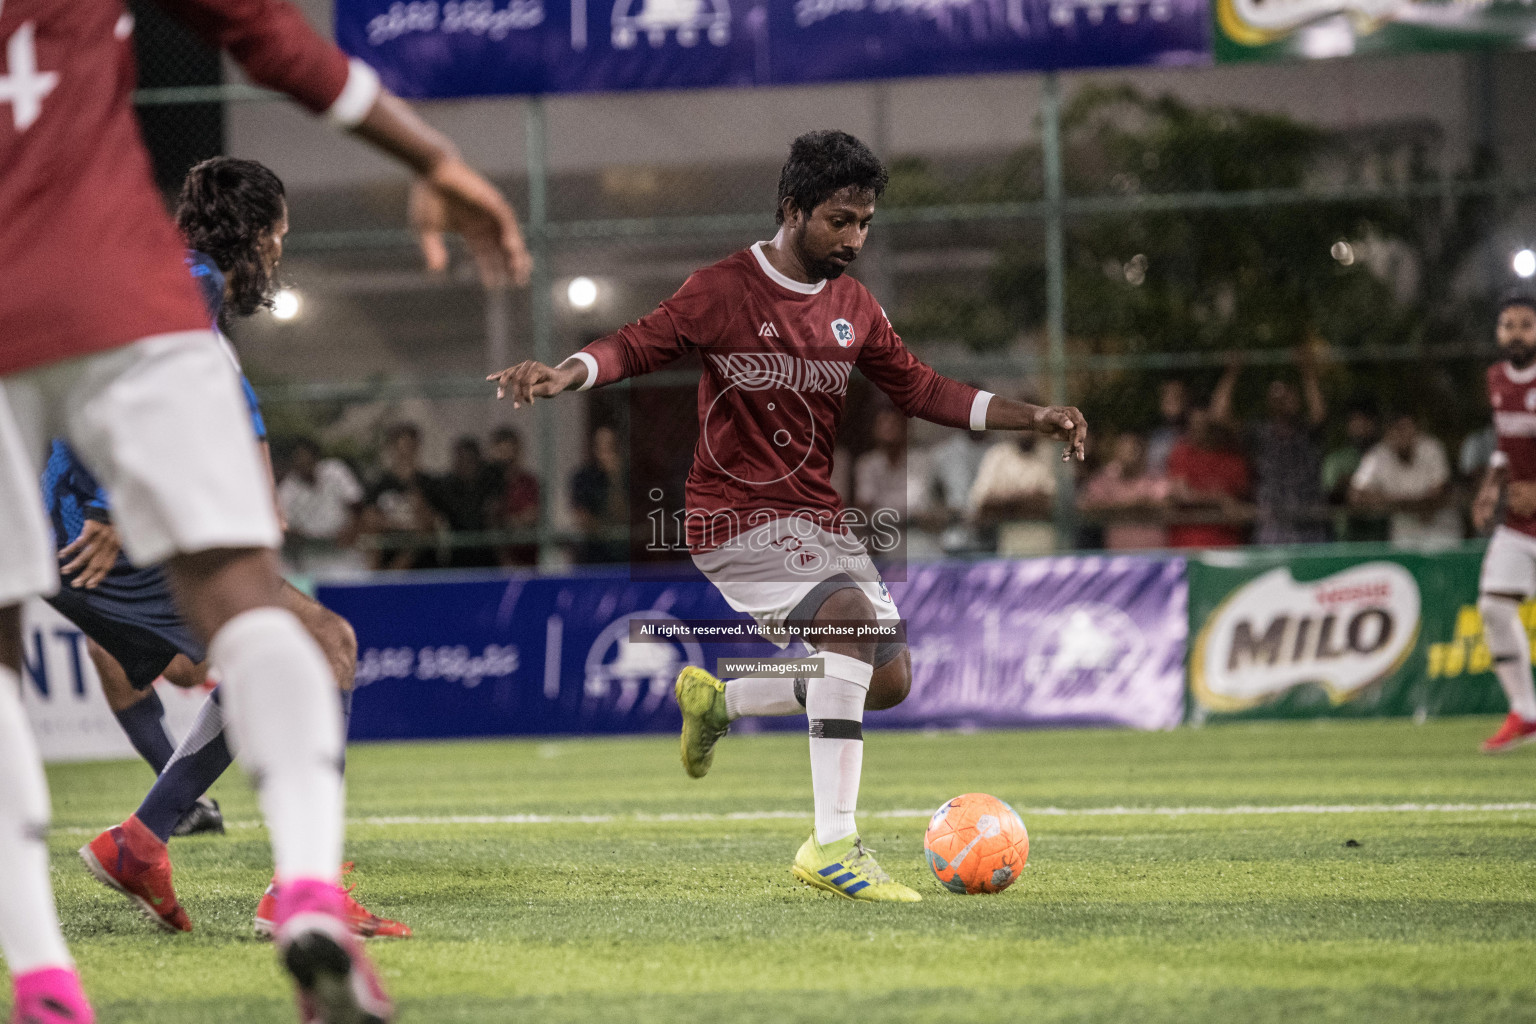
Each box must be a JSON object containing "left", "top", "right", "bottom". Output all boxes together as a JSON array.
[{"left": 923, "top": 793, "right": 1029, "bottom": 894}]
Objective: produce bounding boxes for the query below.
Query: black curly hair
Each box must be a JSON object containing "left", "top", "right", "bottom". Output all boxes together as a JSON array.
[
  {"left": 775, "top": 130, "right": 888, "bottom": 225},
  {"left": 175, "top": 157, "right": 287, "bottom": 318}
]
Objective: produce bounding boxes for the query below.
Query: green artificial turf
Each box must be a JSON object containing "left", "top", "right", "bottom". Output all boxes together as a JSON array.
[{"left": 24, "top": 717, "right": 1536, "bottom": 1022}]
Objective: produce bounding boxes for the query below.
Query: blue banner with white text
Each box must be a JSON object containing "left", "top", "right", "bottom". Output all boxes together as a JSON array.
[
  {"left": 335, "top": 0, "right": 1210, "bottom": 100},
  {"left": 317, "top": 555, "right": 1187, "bottom": 741}
]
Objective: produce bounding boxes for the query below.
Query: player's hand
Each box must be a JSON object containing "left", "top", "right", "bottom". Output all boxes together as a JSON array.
[
  {"left": 1033, "top": 405, "right": 1087, "bottom": 462},
  {"left": 59, "top": 520, "right": 120, "bottom": 589},
  {"left": 1507, "top": 481, "right": 1536, "bottom": 517},
  {"left": 410, "top": 157, "right": 533, "bottom": 288},
  {"left": 487, "top": 360, "right": 585, "bottom": 407}
]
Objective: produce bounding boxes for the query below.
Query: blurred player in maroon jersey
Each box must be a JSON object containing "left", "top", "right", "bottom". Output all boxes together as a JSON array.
[
  {"left": 1473, "top": 293, "right": 1536, "bottom": 753},
  {"left": 489, "top": 130, "right": 1086, "bottom": 902},
  {"left": 0, "top": 1, "right": 528, "bottom": 1021}
]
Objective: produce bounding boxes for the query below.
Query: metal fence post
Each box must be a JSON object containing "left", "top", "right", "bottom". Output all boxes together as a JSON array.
[
  {"left": 1041, "top": 72, "right": 1076, "bottom": 548},
  {"left": 525, "top": 97, "right": 558, "bottom": 567}
]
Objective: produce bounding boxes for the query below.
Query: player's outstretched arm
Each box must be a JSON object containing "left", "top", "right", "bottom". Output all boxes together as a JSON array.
[
  {"left": 982, "top": 398, "right": 1088, "bottom": 463},
  {"left": 487, "top": 359, "right": 589, "bottom": 408},
  {"left": 353, "top": 94, "right": 532, "bottom": 287}
]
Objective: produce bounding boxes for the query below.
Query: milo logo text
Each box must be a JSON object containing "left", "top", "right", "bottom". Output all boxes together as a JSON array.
[{"left": 1193, "top": 563, "right": 1420, "bottom": 712}]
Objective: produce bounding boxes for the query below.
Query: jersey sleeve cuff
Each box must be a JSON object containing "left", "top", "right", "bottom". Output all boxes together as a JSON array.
[
  {"left": 571, "top": 352, "right": 599, "bottom": 392},
  {"left": 969, "top": 391, "right": 994, "bottom": 432},
  {"left": 325, "top": 58, "right": 382, "bottom": 128}
]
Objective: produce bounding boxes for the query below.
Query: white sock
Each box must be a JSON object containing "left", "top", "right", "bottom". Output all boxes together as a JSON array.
[
  {"left": 210, "top": 608, "right": 344, "bottom": 884},
  {"left": 724, "top": 676, "right": 804, "bottom": 720},
  {"left": 1480, "top": 595, "right": 1536, "bottom": 721},
  {"left": 806, "top": 652, "right": 872, "bottom": 846},
  {"left": 0, "top": 666, "right": 72, "bottom": 975}
]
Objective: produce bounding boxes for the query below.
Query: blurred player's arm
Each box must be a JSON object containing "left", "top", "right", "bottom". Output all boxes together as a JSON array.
[
  {"left": 155, "top": 0, "right": 529, "bottom": 286},
  {"left": 1475, "top": 454, "right": 1515, "bottom": 531},
  {"left": 857, "top": 314, "right": 1086, "bottom": 461},
  {"left": 489, "top": 271, "right": 716, "bottom": 405}
]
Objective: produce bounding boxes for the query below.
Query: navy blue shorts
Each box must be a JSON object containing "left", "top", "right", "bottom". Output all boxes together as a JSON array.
[{"left": 45, "top": 564, "right": 206, "bottom": 690}]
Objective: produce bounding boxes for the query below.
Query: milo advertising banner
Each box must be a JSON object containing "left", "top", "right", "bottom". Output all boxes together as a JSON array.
[
  {"left": 1187, "top": 543, "right": 1513, "bottom": 721},
  {"left": 1215, "top": 0, "right": 1536, "bottom": 62}
]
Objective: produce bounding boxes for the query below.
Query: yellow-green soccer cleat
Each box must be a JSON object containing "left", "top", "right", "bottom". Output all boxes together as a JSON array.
[
  {"left": 675, "top": 666, "right": 729, "bottom": 778},
  {"left": 791, "top": 834, "right": 922, "bottom": 902}
]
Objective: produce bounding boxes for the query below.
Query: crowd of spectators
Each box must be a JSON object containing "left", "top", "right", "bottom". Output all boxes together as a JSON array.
[
  {"left": 276, "top": 423, "right": 544, "bottom": 573},
  {"left": 877, "top": 352, "right": 1482, "bottom": 556},
  {"left": 277, "top": 354, "right": 1493, "bottom": 574}
]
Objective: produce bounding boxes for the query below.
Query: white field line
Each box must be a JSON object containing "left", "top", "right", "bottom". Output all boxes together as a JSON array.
[{"left": 50, "top": 802, "right": 1536, "bottom": 837}]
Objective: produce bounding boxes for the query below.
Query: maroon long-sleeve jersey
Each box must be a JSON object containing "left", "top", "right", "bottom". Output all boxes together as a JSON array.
[
  {"left": 0, "top": 0, "right": 374, "bottom": 375},
  {"left": 578, "top": 242, "right": 990, "bottom": 552},
  {"left": 1489, "top": 360, "right": 1536, "bottom": 538}
]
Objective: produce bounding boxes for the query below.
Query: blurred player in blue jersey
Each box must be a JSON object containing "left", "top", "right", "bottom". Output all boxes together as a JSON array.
[{"left": 68, "top": 158, "right": 409, "bottom": 939}]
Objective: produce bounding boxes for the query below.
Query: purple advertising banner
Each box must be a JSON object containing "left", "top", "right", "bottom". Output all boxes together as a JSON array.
[
  {"left": 319, "top": 554, "right": 1187, "bottom": 740},
  {"left": 881, "top": 556, "right": 1187, "bottom": 731}
]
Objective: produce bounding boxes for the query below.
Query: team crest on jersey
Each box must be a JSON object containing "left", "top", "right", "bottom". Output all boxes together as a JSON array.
[{"left": 831, "top": 319, "right": 855, "bottom": 347}]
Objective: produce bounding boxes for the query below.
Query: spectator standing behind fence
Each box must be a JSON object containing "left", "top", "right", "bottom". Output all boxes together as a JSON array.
[
  {"left": 1166, "top": 408, "right": 1252, "bottom": 548},
  {"left": 1349, "top": 414, "right": 1462, "bottom": 547},
  {"left": 1078, "top": 433, "right": 1171, "bottom": 550},
  {"left": 969, "top": 431, "right": 1058, "bottom": 556},
  {"left": 358, "top": 422, "right": 442, "bottom": 570},
  {"left": 488, "top": 427, "right": 541, "bottom": 567},
  {"left": 571, "top": 425, "right": 628, "bottom": 563},
  {"left": 1145, "top": 379, "right": 1189, "bottom": 476},
  {"left": 855, "top": 408, "right": 913, "bottom": 534},
  {"left": 276, "top": 437, "right": 365, "bottom": 574},
  {"left": 1211, "top": 349, "right": 1328, "bottom": 544},
  {"left": 1322, "top": 405, "right": 1389, "bottom": 542},
  {"left": 914, "top": 424, "right": 989, "bottom": 555},
  {"left": 428, "top": 437, "right": 503, "bottom": 568}
]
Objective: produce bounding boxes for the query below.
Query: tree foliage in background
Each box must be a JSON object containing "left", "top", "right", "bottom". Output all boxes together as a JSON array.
[{"left": 889, "top": 86, "right": 1500, "bottom": 447}]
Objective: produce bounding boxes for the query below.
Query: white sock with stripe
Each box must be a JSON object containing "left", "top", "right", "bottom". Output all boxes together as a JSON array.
[
  {"left": 806, "top": 652, "right": 873, "bottom": 846},
  {"left": 0, "top": 667, "right": 72, "bottom": 974}
]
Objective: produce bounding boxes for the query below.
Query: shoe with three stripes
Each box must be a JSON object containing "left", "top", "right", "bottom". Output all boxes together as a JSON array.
[{"left": 791, "top": 833, "right": 921, "bottom": 902}]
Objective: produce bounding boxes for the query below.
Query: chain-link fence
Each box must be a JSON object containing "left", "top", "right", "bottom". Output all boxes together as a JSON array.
[{"left": 129, "top": 43, "right": 1536, "bottom": 573}]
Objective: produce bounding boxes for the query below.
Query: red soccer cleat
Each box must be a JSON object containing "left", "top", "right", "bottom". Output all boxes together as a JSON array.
[
  {"left": 274, "top": 879, "right": 394, "bottom": 1024},
  {"left": 1482, "top": 712, "right": 1536, "bottom": 753},
  {"left": 10, "top": 967, "right": 94, "bottom": 1024},
  {"left": 78, "top": 817, "right": 191, "bottom": 933},
  {"left": 255, "top": 863, "right": 412, "bottom": 940}
]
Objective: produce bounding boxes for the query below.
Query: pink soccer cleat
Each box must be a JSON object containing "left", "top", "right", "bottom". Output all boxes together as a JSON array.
[
  {"left": 10, "top": 967, "right": 94, "bottom": 1024},
  {"left": 273, "top": 879, "right": 394, "bottom": 1024}
]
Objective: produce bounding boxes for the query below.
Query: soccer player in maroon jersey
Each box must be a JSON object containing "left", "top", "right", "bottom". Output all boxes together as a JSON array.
[
  {"left": 0, "top": 2, "right": 528, "bottom": 1021},
  {"left": 1472, "top": 293, "right": 1536, "bottom": 753},
  {"left": 489, "top": 130, "right": 1086, "bottom": 901}
]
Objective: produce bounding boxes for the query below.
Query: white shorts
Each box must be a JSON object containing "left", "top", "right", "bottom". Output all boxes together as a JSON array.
[
  {"left": 691, "top": 518, "right": 901, "bottom": 650},
  {"left": 1481, "top": 525, "right": 1536, "bottom": 598},
  {"left": 0, "top": 332, "right": 280, "bottom": 606}
]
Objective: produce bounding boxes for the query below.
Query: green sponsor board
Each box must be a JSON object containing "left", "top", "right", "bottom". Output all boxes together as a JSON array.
[
  {"left": 1187, "top": 542, "right": 1517, "bottom": 721},
  {"left": 1214, "top": 0, "right": 1536, "bottom": 63}
]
